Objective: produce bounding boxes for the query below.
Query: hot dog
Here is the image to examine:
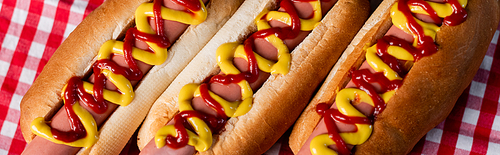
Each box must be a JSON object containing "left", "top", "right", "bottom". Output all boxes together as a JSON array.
[
  {"left": 288, "top": 0, "right": 500, "bottom": 154},
  {"left": 19, "top": 0, "right": 246, "bottom": 154},
  {"left": 136, "top": 0, "right": 370, "bottom": 154}
]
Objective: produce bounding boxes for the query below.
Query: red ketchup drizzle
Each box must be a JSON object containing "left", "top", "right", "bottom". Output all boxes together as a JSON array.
[
  {"left": 350, "top": 73, "right": 388, "bottom": 117},
  {"left": 408, "top": 0, "right": 442, "bottom": 24},
  {"left": 398, "top": 0, "right": 437, "bottom": 60},
  {"left": 350, "top": 36, "right": 413, "bottom": 117},
  {"left": 314, "top": 0, "right": 469, "bottom": 153},
  {"left": 213, "top": 0, "right": 302, "bottom": 84},
  {"left": 167, "top": 0, "right": 304, "bottom": 149},
  {"left": 199, "top": 83, "right": 229, "bottom": 119},
  {"left": 443, "top": 0, "right": 467, "bottom": 26},
  {"left": 52, "top": 0, "right": 173, "bottom": 143},
  {"left": 210, "top": 0, "right": 301, "bottom": 84},
  {"left": 166, "top": 110, "right": 226, "bottom": 149},
  {"left": 294, "top": 0, "right": 332, "bottom": 3},
  {"left": 316, "top": 103, "right": 372, "bottom": 155},
  {"left": 174, "top": 0, "right": 202, "bottom": 12},
  {"left": 51, "top": 77, "right": 87, "bottom": 142}
]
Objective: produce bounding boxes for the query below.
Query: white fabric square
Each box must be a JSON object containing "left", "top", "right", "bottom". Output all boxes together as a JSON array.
[
  {"left": 462, "top": 108, "right": 480, "bottom": 125},
  {"left": 44, "top": 0, "right": 58, "bottom": 7},
  {"left": 71, "top": 0, "right": 89, "bottom": 14},
  {"left": 28, "top": 42, "right": 45, "bottom": 58},
  {"left": 0, "top": 148, "right": 8, "bottom": 155},
  {"left": 19, "top": 68, "right": 36, "bottom": 85},
  {"left": 487, "top": 142, "right": 500, "bottom": 155},
  {"left": 38, "top": 16, "right": 54, "bottom": 33},
  {"left": 480, "top": 55, "right": 493, "bottom": 71},
  {"left": 63, "top": 23, "right": 77, "bottom": 38},
  {"left": 0, "top": 121, "right": 17, "bottom": 138},
  {"left": 469, "top": 81, "right": 487, "bottom": 98},
  {"left": 10, "top": 94, "right": 22, "bottom": 111},
  {"left": 266, "top": 140, "right": 282, "bottom": 155},
  {"left": 2, "top": 34, "right": 19, "bottom": 51},
  {"left": 11, "top": 8, "right": 28, "bottom": 25},
  {"left": 0, "top": 60, "right": 9, "bottom": 77},
  {"left": 492, "top": 30, "right": 499, "bottom": 44},
  {"left": 492, "top": 115, "right": 500, "bottom": 131},
  {"left": 456, "top": 134, "right": 473, "bottom": 151},
  {"left": 425, "top": 128, "right": 443, "bottom": 143}
]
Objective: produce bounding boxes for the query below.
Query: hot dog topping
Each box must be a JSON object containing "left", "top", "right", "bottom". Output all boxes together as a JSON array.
[
  {"left": 30, "top": 0, "right": 207, "bottom": 148},
  {"left": 154, "top": 0, "right": 332, "bottom": 152},
  {"left": 309, "top": 0, "right": 467, "bottom": 154}
]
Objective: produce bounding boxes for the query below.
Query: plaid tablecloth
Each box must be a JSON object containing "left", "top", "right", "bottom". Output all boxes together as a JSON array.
[{"left": 1, "top": 0, "right": 499, "bottom": 155}]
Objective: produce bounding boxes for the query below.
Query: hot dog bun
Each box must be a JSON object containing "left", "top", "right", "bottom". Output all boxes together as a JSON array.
[
  {"left": 289, "top": 0, "right": 500, "bottom": 154},
  {"left": 137, "top": 0, "right": 370, "bottom": 154},
  {"left": 20, "top": 0, "right": 245, "bottom": 154}
]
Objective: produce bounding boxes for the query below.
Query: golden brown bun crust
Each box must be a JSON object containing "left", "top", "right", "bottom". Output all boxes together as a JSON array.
[
  {"left": 207, "top": 0, "right": 370, "bottom": 154},
  {"left": 136, "top": 0, "right": 272, "bottom": 149},
  {"left": 354, "top": 0, "right": 500, "bottom": 154},
  {"left": 288, "top": 0, "right": 396, "bottom": 153},
  {"left": 137, "top": 0, "right": 370, "bottom": 153},
  {"left": 20, "top": 0, "right": 143, "bottom": 143},
  {"left": 289, "top": 0, "right": 500, "bottom": 154},
  {"left": 20, "top": 0, "right": 245, "bottom": 154}
]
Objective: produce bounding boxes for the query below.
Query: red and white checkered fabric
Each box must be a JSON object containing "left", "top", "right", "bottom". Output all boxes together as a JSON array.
[
  {"left": 407, "top": 24, "right": 500, "bottom": 155},
  {"left": 0, "top": 0, "right": 499, "bottom": 155},
  {"left": 0, "top": 0, "right": 102, "bottom": 154}
]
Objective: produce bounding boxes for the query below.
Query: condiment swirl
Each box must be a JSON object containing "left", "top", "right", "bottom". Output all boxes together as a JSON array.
[
  {"left": 30, "top": 0, "right": 207, "bottom": 148},
  {"left": 309, "top": 0, "right": 467, "bottom": 154},
  {"left": 154, "top": 0, "right": 326, "bottom": 152}
]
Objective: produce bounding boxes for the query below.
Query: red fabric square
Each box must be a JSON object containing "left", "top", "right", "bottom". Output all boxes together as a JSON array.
[
  {"left": 446, "top": 104, "right": 466, "bottom": 123},
  {"left": 440, "top": 128, "right": 460, "bottom": 150},
  {"left": 473, "top": 69, "right": 490, "bottom": 83},
  {"left": 436, "top": 140, "right": 457, "bottom": 154},
  {"left": 9, "top": 136, "right": 26, "bottom": 155},
  {"left": 19, "top": 27, "right": 38, "bottom": 48},
  {"left": 44, "top": 32, "right": 63, "bottom": 49},
  {"left": 10, "top": 52, "right": 28, "bottom": 70},
  {"left": 471, "top": 136, "right": 489, "bottom": 155},
  {"left": 473, "top": 126, "right": 493, "bottom": 141},
  {"left": 24, "top": 13, "right": 41, "bottom": 29},
  {"left": 487, "top": 42, "right": 497, "bottom": 57},
  {"left": 2, "top": 77, "right": 19, "bottom": 95},
  {"left": 85, "top": 0, "right": 104, "bottom": 17},
  {"left": 409, "top": 137, "right": 426, "bottom": 154},
  {"left": 0, "top": 4, "right": 14, "bottom": 35},
  {"left": 487, "top": 71, "right": 500, "bottom": 88},
  {"left": 481, "top": 98, "right": 499, "bottom": 115},
  {"left": 0, "top": 89, "right": 12, "bottom": 106},
  {"left": 27, "top": 0, "right": 43, "bottom": 16}
]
